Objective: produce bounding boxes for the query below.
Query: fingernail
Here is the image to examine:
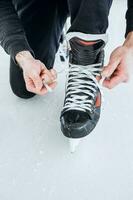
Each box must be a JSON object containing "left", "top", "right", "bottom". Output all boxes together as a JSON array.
[{"left": 101, "top": 71, "right": 108, "bottom": 78}]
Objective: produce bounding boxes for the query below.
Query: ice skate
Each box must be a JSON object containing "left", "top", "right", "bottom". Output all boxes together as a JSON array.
[{"left": 60, "top": 32, "right": 107, "bottom": 145}]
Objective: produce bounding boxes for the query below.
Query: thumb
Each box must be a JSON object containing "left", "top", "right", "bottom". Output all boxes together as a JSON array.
[
  {"left": 102, "top": 58, "right": 121, "bottom": 78},
  {"left": 50, "top": 68, "right": 57, "bottom": 80},
  {"left": 42, "top": 73, "right": 53, "bottom": 85}
]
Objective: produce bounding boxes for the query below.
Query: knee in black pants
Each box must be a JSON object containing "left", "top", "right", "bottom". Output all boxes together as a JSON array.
[
  {"left": 11, "top": 86, "right": 36, "bottom": 99},
  {"left": 9, "top": 58, "right": 36, "bottom": 99}
]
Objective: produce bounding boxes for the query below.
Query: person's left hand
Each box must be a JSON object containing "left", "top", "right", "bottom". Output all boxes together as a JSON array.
[{"left": 101, "top": 45, "right": 133, "bottom": 89}]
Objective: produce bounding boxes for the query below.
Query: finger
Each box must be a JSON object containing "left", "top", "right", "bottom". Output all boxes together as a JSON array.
[
  {"left": 36, "top": 87, "right": 48, "bottom": 95},
  {"left": 42, "top": 74, "right": 55, "bottom": 85},
  {"left": 41, "top": 69, "right": 55, "bottom": 83},
  {"left": 48, "top": 81, "right": 57, "bottom": 89},
  {"left": 27, "top": 86, "right": 48, "bottom": 96},
  {"left": 49, "top": 68, "right": 57, "bottom": 80},
  {"left": 36, "top": 60, "right": 55, "bottom": 81},
  {"left": 37, "top": 81, "right": 57, "bottom": 95},
  {"left": 102, "top": 59, "right": 121, "bottom": 78},
  {"left": 23, "top": 74, "right": 36, "bottom": 90},
  {"left": 31, "top": 72, "right": 43, "bottom": 90},
  {"left": 46, "top": 69, "right": 55, "bottom": 81},
  {"left": 26, "top": 78, "right": 35, "bottom": 89},
  {"left": 96, "top": 76, "right": 101, "bottom": 82},
  {"left": 27, "top": 81, "right": 57, "bottom": 95},
  {"left": 43, "top": 80, "right": 57, "bottom": 92},
  {"left": 40, "top": 64, "right": 55, "bottom": 81},
  {"left": 103, "top": 74, "right": 124, "bottom": 89}
]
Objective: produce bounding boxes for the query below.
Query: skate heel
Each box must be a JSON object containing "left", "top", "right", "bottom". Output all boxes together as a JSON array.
[{"left": 69, "top": 138, "right": 81, "bottom": 153}]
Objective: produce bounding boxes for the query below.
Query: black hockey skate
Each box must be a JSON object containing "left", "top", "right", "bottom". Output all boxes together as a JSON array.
[{"left": 60, "top": 35, "right": 106, "bottom": 140}]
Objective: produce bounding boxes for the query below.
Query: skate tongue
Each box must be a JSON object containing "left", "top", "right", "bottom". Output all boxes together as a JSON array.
[{"left": 69, "top": 37, "right": 105, "bottom": 66}]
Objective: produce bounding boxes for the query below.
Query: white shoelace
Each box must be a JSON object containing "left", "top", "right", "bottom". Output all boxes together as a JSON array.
[{"left": 62, "top": 63, "right": 104, "bottom": 113}]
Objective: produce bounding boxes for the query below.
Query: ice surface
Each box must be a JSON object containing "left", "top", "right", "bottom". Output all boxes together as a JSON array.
[{"left": 0, "top": 1, "right": 133, "bottom": 200}]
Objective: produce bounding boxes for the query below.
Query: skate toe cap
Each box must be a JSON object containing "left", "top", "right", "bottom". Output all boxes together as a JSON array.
[{"left": 60, "top": 108, "right": 100, "bottom": 138}]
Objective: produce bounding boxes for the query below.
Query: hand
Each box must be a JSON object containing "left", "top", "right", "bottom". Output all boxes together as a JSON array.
[
  {"left": 101, "top": 45, "right": 133, "bottom": 89},
  {"left": 101, "top": 31, "right": 133, "bottom": 89},
  {"left": 15, "top": 51, "right": 57, "bottom": 95}
]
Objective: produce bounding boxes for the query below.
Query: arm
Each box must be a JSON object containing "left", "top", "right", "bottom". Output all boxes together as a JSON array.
[
  {"left": 0, "top": 0, "right": 34, "bottom": 62},
  {"left": 0, "top": 0, "right": 57, "bottom": 95}
]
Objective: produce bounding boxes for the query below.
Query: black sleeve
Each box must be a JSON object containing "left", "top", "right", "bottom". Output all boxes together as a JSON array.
[
  {"left": 125, "top": 0, "right": 133, "bottom": 37},
  {"left": 0, "top": 0, "right": 34, "bottom": 62}
]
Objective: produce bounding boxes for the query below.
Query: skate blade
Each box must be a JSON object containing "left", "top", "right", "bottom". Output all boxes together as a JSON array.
[{"left": 69, "top": 138, "right": 81, "bottom": 153}]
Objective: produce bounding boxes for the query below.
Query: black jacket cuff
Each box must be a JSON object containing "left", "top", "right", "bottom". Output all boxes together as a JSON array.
[
  {"left": 4, "top": 38, "right": 35, "bottom": 64},
  {"left": 125, "top": 10, "right": 133, "bottom": 38}
]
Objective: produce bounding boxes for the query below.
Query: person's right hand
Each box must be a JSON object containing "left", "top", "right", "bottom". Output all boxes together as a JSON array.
[{"left": 15, "top": 51, "right": 57, "bottom": 95}]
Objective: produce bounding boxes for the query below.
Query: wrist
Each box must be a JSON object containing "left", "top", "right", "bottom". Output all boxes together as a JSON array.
[{"left": 15, "top": 51, "right": 34, "bottom": 69}]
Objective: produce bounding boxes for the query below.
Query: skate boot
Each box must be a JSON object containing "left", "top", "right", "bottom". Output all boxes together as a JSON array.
[{"left": 60, "top": 33, "right": 107, "bottom": 150}]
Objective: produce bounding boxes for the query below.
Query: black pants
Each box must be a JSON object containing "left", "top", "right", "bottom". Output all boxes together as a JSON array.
[{"left": 10, "top": 0, "right": 113, "bottom": 99}]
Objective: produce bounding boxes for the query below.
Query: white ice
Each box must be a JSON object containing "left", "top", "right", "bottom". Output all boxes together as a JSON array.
[{"left": 0, "top": 0, "right": 133, "bottom": 200}]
